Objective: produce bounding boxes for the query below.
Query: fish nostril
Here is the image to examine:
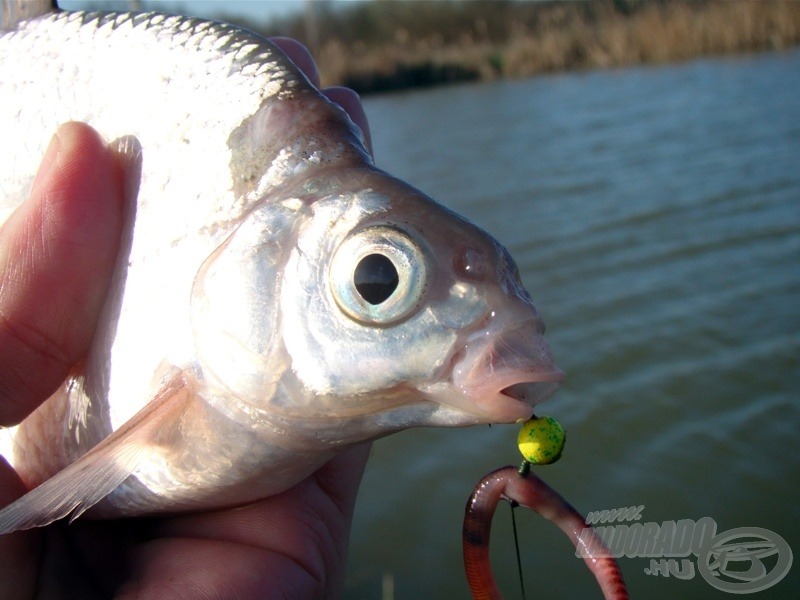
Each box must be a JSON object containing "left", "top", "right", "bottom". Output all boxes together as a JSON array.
[{"left": 452, "top": 248, "right": 486, "bottom": 280}]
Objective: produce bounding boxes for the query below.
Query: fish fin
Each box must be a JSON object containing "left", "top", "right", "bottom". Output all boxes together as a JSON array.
[{"left": 0, "top": 371, "right": 194, "bottom": 534}]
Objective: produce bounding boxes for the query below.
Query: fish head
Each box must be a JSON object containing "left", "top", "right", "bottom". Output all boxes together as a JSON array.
[{"left": 275, "top": 167, "right": 564, "bottom": 434}]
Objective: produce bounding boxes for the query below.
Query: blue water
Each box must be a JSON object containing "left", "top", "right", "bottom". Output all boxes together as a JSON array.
[{"left": 347, "top": 49, "right": 800, "bottom": 599}]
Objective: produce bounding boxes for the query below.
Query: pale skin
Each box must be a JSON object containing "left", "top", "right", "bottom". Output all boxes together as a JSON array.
[{"left": 0, "top": 39, "right": 371, "bottom": 599}]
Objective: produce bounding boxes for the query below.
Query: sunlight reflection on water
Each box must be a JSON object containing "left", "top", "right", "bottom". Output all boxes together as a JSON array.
[{"left": 348, "top": 48, "right": 800, "bottom": 599}]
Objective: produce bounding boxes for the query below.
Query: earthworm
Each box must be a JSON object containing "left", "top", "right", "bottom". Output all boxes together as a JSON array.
[{"left": 463, "top": 465, "right": 629, "bottom": 599}]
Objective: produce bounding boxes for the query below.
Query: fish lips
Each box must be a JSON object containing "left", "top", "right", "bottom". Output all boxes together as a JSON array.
[{"left": 427, "top": 321, "right": 565, "bottom": 423}]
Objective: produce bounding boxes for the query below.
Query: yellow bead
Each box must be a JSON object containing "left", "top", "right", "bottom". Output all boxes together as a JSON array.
[{"left": 517, "top": 415, "right": 566, "bottom": 465}]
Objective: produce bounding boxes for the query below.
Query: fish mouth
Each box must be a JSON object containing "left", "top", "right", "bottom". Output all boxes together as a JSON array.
[
  {"left": 472, "top": 364, "right": 565, "bottom": 423},
  {"left": 502, "top": 380, "right": 563, "bottom": 406},
  {"left": 498, "top": 378, "right": 564, "bottom": 419},
  {"left": 422, "top": 320, "right": 565, "bottom": 424}
]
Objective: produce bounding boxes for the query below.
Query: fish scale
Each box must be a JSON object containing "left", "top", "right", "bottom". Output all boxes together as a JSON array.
[
  {"left": 2, "top": 9, "right": 367, "bottom": 436},
  {"left": 0, "top": 4, "right": 563, "bottom": 533}
]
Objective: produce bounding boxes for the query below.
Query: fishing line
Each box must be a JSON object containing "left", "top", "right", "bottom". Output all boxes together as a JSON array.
[{"left": 509, "top": 499, "right": 527, "bottom": 600}]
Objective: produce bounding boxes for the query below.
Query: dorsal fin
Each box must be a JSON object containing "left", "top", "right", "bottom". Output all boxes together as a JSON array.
[{"left": 1, "top": 0, "right": 55, "bottom": 31}]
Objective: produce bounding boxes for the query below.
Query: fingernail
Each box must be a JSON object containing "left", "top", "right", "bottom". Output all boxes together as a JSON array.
[
  {"left": 29, "top": 130, "right": 62, "bottom": 193},
  {"left": 110, "top": 135, "right": 143, "bottom": 221}
]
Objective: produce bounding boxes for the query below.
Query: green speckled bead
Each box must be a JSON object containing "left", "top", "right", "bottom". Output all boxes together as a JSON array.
[{"left": 517, "top": 415, "right": 566, "bottom": 465}]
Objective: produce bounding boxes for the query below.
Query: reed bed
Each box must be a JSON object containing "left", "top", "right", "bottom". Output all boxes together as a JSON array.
[{"left": 251, "top": 1, "right": 800, "bottom": 93}]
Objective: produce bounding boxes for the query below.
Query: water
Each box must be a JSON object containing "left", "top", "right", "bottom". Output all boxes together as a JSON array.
[{"left": 346, "top": 49, "right": 800, "bottom": 599}]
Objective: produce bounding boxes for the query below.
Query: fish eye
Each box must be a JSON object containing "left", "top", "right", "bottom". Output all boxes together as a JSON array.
[
  {"left": 330, "top": 226, "right": 428, "bottom": 325},
  {"left": 354, "top": 253, "right": 399, "bottom": 305}
]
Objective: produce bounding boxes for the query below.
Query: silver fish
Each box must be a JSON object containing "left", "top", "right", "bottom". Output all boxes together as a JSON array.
[{"left": 0, "top": 5, "right": 563, "bottom": 533}]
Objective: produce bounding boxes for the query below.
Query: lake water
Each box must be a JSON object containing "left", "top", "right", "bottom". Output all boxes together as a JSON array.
[{"left": 346, "top": 49, "right": 800, "bottom": 599}]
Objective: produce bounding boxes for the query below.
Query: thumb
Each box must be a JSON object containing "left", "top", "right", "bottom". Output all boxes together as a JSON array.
[{"left": 0, "top": 122, "right": 133, "bottom": 425}]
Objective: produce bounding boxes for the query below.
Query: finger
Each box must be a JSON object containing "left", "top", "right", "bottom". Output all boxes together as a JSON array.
[
  {"left": 323, "top": 86, "right": 373, "bottom": 157},
  {"left": 270, "top": 37, "right": 321, "bottom": 88},
  {"left": 0, "top": 122, "right": 127, "bottom": 425},
  {"left": 309, "top": 442, "right": 371, "bottom": 595},
  {"left": 268, "top": 38, "right": 373, "bottom": 158},
  {"left": 138, "top": 443, "right": 371, "bottom": 598}
]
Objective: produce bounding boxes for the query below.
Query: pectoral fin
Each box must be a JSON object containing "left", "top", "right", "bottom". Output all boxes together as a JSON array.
[{"left": 0, "top": 371, "right": 193, "bottom": 534}]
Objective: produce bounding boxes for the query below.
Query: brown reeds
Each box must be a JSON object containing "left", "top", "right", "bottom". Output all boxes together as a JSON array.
[{"left": 244, "top": 0, "right": 800, "bottom": 94}]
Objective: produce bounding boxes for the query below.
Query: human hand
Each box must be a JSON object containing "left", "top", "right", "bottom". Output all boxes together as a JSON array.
[{"left": 0, "top": 39, "right": 371, "bottom": 599}]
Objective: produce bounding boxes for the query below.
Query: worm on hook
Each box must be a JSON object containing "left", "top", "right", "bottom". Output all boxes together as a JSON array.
[{"left": 463, "top": 465, "right": 629, "bottom": 599}]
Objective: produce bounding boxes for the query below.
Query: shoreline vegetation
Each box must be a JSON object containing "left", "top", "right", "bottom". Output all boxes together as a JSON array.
[{"left": 240, "top": 0, "right": 800, "bottom": 94}]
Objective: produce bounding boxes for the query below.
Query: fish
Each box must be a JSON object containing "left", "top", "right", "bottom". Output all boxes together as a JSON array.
[{"left": 0, "top": 3, "right": 564, "bottom": 533}]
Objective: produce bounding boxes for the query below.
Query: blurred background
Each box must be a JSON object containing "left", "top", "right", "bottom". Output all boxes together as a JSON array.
[
  {"left": 62, "top": 0, "right": 800, "bottom": 94},
  {"left": 57, "top": 1, "right": 800, "bottom": 598}
]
